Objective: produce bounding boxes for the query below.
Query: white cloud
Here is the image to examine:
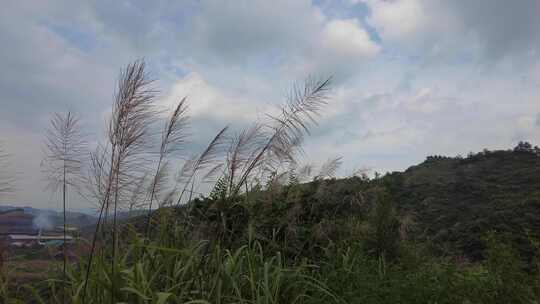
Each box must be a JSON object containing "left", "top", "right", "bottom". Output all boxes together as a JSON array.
[
  {"left": 364, "top": 0, "right": 427, "bottom": 43},
  {"left": 159, "top": 72, "right": 267, "bottom": 123},
  {"left": 404, "top": 88, "right": 440, "bottom": 114},
  {"left": 187, "top": 0, "right": 379, "bottom": 81},
  {"left": 321, "top": 19, "right": 380, "bottom": 58}
]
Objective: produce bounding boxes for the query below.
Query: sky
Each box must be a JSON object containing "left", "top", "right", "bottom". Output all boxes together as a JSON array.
[{"left": 1, "top": 0, "right": 540, "bottom": 210}]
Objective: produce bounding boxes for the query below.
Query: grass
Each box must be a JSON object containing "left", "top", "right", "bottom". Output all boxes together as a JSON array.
[{"left": 4, "top": 218, "right": 540, "bottom": 303}]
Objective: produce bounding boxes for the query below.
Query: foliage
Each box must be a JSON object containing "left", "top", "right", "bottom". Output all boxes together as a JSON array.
[{"left": 380, "top": 145, "right": 540, "bottom": 260}]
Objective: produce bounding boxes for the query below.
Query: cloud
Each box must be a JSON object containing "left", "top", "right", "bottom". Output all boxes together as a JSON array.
[
  {"left": 159, "top": 72, "right": 270, "bottom": 124},
  {"left": 363, "top": 0, "right": 429, "bottom": 44},
  {"left": 446, "top": 0, "right": 540, "bottom": 60},
  {"left": 1, "top": 0, "right": 540, "bottom": 210},
  {"left": 190, "top": 0, "right": 324, "bottom": 63},
  {"left": 362, "top": 0, "right": 540, "bottom": 61},
  {"left": 186, "top": 0, "right": 379, "bottom": 81},
  {"left": 317, "top": 18, "right": 380, "bottom": 71},
  {"left": 0, "top": 2, "right": 118, "bottom": 132}
]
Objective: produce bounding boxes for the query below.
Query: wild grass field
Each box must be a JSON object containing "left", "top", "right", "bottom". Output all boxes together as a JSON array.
[{"left": 2, "top": 60, "right": 540, "bottom": 303}]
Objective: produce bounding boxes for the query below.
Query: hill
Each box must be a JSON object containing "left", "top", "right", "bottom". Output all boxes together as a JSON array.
[
  {"left": 378, "top": 144, "right": 540, "bottom": 259},
  {"left": 0, "top": 205, "right": 97, "bottom": 230},
  {"left": 157, "top": 142, "right": 540, "bottom": 262}
]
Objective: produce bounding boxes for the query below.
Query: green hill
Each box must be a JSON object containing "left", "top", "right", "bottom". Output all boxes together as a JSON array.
[
  {"left": 380, "top": 144, "right": 540, "bottom": 260},
  {"left": 175, "top": 142, "right": 540, "bottom": 262}
]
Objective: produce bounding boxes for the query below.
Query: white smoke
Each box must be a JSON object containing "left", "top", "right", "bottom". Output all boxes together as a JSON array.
[{"left": 33, "top": 212, "right": 53, "bottom": 231}]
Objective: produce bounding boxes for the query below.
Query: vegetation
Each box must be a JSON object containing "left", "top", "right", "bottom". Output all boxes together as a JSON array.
[
  {"left": 381, "top": 145, "right": 540, "bottom": 261},
  {"left": 2, "top": 60, "right": 540, "bottom": 303},
  {"left": 42, "top": 111, "right": 87, "bottom": 303}
]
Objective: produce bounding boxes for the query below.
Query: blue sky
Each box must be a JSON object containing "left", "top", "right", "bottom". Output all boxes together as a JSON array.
[{"left": 1, "top": 0, "right": 540, "bottom": 209}]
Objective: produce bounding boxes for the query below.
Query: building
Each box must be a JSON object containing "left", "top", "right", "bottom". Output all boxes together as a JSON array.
[{"left": 6, "top": 234, "right": 74, "bottom": 248}]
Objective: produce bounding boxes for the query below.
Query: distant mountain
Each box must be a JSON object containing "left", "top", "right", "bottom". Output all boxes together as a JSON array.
[
  {"left": 51, "top": 207, "right": 148, "bottom": 219},
  {"left": 0, "top": 208, "right": 36, "bottom": 234},
  {"left": 0, "top": 205, "right": 98, "bottom": 229}
]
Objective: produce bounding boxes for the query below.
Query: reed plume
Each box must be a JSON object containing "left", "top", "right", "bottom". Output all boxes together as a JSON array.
[
  {"left": 225, "top": 123, "right": 265, "bottom": 195},
  {"left": 315, "top": 156, "right": 343, "bottom": 180},
  {"left": 82, "top": 60, "right": 157, "bottom": 303},
  {"left": 175, "top": 126, "right": 229, "bottom": 206},
  {"left": 42, "top": 112, "right": 86, "bottom": 304},
  {"left": 145, "top": 98, "right": 189, "bottom": 235},
  {"left": 231, "top": 76, "right": 332, "bottom": 196}
]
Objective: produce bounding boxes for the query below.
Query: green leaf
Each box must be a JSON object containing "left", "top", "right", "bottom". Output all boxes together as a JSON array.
[{"left": 155, "top": 292, "right": 173, "bottom": 304}]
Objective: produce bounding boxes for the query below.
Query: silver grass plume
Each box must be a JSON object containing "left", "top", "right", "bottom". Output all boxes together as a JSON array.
[
  {"left": 83, "top": 60, "right": 157, "bottom": 303},
  {"left": 315, "top": 156, "right": 343, "bottom": 180},
  {"left": 232, "top": 76, "right": 332, "bottom": 195},
  {"left": 145, "top": 98, "right": 189, "bottom": 235},
  {"left": 175, "top": 126, "right": 229, "bottom": 206},
  {"left": 42, "top": 111, "right": 87, "bottom": 304}
]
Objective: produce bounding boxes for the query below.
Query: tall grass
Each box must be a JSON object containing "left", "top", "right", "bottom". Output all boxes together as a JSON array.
[
  {"left": 11, "top": 211, "right": 540, "bottom": 304},
  {"left": 69, "top": 60, "right": 334, "bottom": 304},
  {"left": 32, "top": 230, "right": 339, "bottom": 304},
  {"left": 42, "top": 111, "right": 87, "bottom": 303},
  {"left": 144, "top": 97, "right": 189, "bottom": 236}
]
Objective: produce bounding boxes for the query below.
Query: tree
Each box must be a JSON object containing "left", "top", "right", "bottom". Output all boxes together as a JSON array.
[
  {"left": 365, "top": 189, "right": 400, "bottom": 260},
  {"left": 514, "top": 141, "right": 533, "bottom": 153},
  {"left": 42, "top": 112, "right": 86, "bottom": 303}
]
